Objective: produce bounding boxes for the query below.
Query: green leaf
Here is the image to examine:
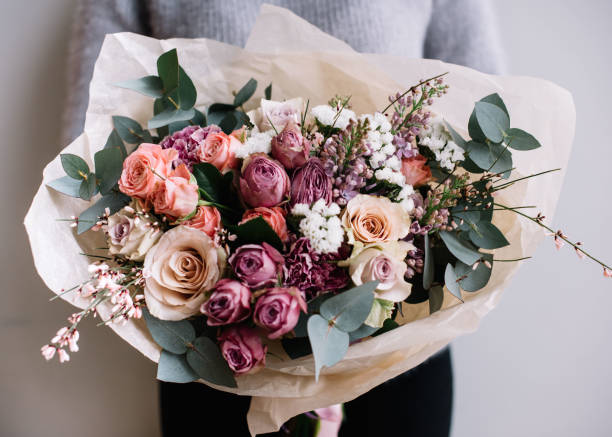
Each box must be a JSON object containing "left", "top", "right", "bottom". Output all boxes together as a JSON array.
[
  {"left": 451, "top": 204, "right": 481, "bottom": 232},
  {"left": 505, "top": 128, "right": 541, "bottom": 150},
  {"left": 319, "top": 282, "right": 377, "bottom": 332},
  {"left": 157, "top": 49, "right": 179, "bottom": 93},
  {"left": 429, "top": 285, "right": 444, "bottom": 314},
  {"left": 219, "top": 111, "right": 238, "bottom": 134},
  {"left": 192, "top": 163, "right": 243, "bottom": 223},
  {"left": 113, "top": 116, "right": 149, "bottom": 144},
  {"left": 61, "top": 153, "right": 89, "bottom": 180},
  {"left": 443, "top": 121, "right": 467, "bottom": 150},
  {"left": 423, "top": 233, "right": 434, "bottom": 290},
  {"left": 185, "top": 336, "right": 237, "bottom": 388},
  {"left": 47, "top": 176, "right": 82, "bottom": 197},
  {"left": 455, "top": 254, "right": 493, "bottom": 292},
  {"left": 94, "top": 147, "right": 124, "bottom": 195},
  {"left": 307, "top": 314, "right": 349, "bottom": 380},
  {"left": 265, "top": 83, "right": 272, "bottom": 100},
  {"left": 104, "top": 129, "right": 127, "bottom": 158},
  {"left": 191, "top": 109, "right": 206, "bottom": 126},
  {"left": 292, "top": 311, "right": 309, "bottom": 337},
  {"left": 460, "top": 155, "right": 485, "bottom": 173},
  {"left": 444, "top": 264, "right": 463, "bottom": 302},
  {"left": 466, "top": 141, "right": 512, "bottom": 177},
  {"left": 281, "top": 337, "right": 312, "bottom": 359},
  {"left": 143, "top": 309, "right": 196, "bottom": 354},
  {"left": 473, "top": 101, "right": 510, "bottom": 143},
  {"left": 148, "top": 107, "right": 196, "bottom": 130},
  {"left": 468, "top": 222, "right": 510, "bottom": 249},
  {"left": 208, "top": 103, "right": 237, "bottom": 113},
  {"left": 79, "top": 173, "right": 97, "bottom": 201},
  {"left": 225, "top": 217, "right": 283, "bottom": 251},
  {"left": 77, "top": 192, "right": 130, "bottom": 234},
  {"left": 439, "top": 231, "right": 482, "bottom": 266},
  {"left": 468, "top": 110, "right": 486, "bottom": 143},
  {"left": 233, "top": 78, "right": 257, "bottom": 107},
  {"left": 157, "top": 350, "right": 198, "bottom": 383},
  {"left": 115, "top": 75, "right": 164, "bottom": 98},
  {"left": 348, "top": 324, "right": 379, "bottom": 342},
  {"left": 176, "top": 66, "right": 197, "bottom": 109},
  {"left": 480, "top": 93, "right": 509, "bottom": 118}
]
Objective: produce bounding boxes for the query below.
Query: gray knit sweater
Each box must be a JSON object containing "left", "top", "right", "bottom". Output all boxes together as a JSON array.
[{"left": 62, "top": 0, "right": 503, "bottom": 144}]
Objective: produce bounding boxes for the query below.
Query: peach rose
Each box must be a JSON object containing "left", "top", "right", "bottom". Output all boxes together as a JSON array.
[
  {"left": 143, "top": 226, "right": 225, "bottom": 320},
  {"left": 183, "top": 205, "right": 222, "bottom": 239},
  {"left": 401, "top": 155, "right": 432, "bottom": 187},
  {"left": 149, "top": 165, "right": 199, "bottom": 219},
  {"left": 119, "top": 143, "right": 177, "bottom": 199},
  {"left": 196, "top": 131, "right": 240, "bottom": 173},
  {"left": 240, "top": 207, "right": 289, "bottom": 243},
  {"left": 341, "top": 194, "right": 411, "bottom": 244}
]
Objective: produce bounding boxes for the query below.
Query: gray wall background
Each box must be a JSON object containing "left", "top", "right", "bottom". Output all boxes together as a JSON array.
[{"left": 1, "top": 1, "right": 610, "bottom": 436}]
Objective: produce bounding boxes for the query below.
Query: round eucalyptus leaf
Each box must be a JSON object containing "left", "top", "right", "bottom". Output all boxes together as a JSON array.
[
  {"left": 439, "top": 231, "right": 482, "bottom": 266},
  {"left": 474, "top": 101, "right": 510, "bottom": 143},
  {"left": 479, "top": 93, "right": 509, "bottom": 118},
  {"left": 455, "top": 255, "right": 493, "bottom": 292},
  {"left": 307, "top": 314, "right": 349, "bottom": 381},
  {"left": 156, "top": 350, "right": 198, "bottom": 383},
  {"left": 186, "top": 337, "right": 237, "bottom": 388},
  {"left": 428, "top": 286, "right": 444, "bottom": 314},
  {"left": 469, "top": 222, "right": 510, "bottom": 249},
  {"left": 444, "top": 264, "right": 463, "bottom": 302},
  {"left": 505, "top": 128, "right": 541, "bottom": 150},
  {"left": 319, "top": 282, "right": 376, "bottom": 332},
  {"left": 143, "top": 309, "right": 196, "bottom": 354}
]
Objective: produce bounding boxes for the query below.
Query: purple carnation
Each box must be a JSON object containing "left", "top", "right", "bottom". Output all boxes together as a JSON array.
[
  {"left": 160, "top": 124, "right": 221, "bottom": 170},
  {"left": 283, "top": 237, "right": 349, "bottom": 300}
]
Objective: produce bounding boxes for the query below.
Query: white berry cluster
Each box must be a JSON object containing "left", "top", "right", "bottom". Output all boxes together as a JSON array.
[
  {"left": 291, "top": 199, "right": 344, "bottom": 254},
  {"left": 419, "top": 116, "right": 465, "bottom": 171},
  {"left": 311, "top": 105, "right": 356, "bottom": 130}
]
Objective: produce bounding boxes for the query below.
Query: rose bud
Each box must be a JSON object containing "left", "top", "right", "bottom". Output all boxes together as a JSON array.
[
  {"left": 270, "top": 122, "right": 310, "bottom": 170},
  {"left": 240, "top": 207, "right": 289, "bottom": 243},
  {"left": 290, "top": 158, "right": 332, "bottom": 206},
  {"left": 400, "top": 154, "right": 432, "bottom": 187},
  {"left": 218, "top": 326, "right": 267, "bottom": 374},
  {"left": 201, "top": 279, "right": 252, "bottom": 326},
  {"left": 182, "top": 205, "right": 222, "bottom": 239},
  {"left": 229, "top": 243, "right": 284, "bottom": 288},
  {"left": 239, "top": 153, "right": 290, "bottom": 207},
  {"left": 148, "top": 164, "right": 199, "bottom": 219},
  {"left": 253, "top": 287, "right": 307, "bottom": 339}
]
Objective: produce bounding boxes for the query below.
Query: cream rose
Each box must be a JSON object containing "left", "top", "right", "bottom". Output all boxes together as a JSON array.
[
  {"left": 248, "top": 98, "right": 304, "bottom": 132},
  {"left": 347, "top": 241, "right": 415, "bottom": 302},
  {"left": 341, "top": 194, "right": 411, "bottom": 243},
  {"left": 143, "top": 226, "right": 225, "bottom": 320},
  {"left": 106, "top": 206, "right": 161, "bottom": 261}
]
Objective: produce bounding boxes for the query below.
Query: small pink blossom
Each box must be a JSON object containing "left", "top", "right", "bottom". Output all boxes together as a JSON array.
[
  {"left": 41, "top": 345, "right": 56, "bottom": 361},
  {"left": 58, "top": 349, "right": 70, "bottom": 363},
  {"left": 604, "top": 268, "right": 612, "bottom": 278}
]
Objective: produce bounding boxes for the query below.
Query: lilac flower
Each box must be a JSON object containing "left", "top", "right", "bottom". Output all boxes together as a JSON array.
[{"left": 160, "top": 125, "right": 221, "bottom": 170}]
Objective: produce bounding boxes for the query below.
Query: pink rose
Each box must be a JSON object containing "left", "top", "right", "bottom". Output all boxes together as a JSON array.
[
  {"left": 229, "top": 243, "right": 284, "bottom": 288},
  {"left": 218, "top": 326, "right": 267, "bottom": 374},
  {"left": 240, "top": 207, "right": 289, "bottom": 243},
  {"left": 183, "top": 205, "right": 221, "bottom": 239},
  {"left": 148, "top": 164, "right": 199, "bottom": 219},
  {"left": 119, "top": 143, "right": 177, "bottom": 200},
  {"left": 196, "top": 131, "right": 240, "bottom": 173},
  {"left": 270, "top": 122, "right": 310, "bottom": 170},
  {"left": 239, "top": 153, "right": 290, "bottom": 207},
  {"left": 201, "top": 279, "right": 252, "bottom": 326},
  {"left": 400, "top": 155, "right": 432, "bottom": 187},
  {"left": 253, "top": 287, "right": 307, "bottom": 339}
]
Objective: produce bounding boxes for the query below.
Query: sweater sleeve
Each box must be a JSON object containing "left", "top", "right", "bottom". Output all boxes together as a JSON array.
[
  {"left": 61, "top": 0, "right": 149, "bottom": 145},
  {"left": 424, "top": 0, "right": 504, "bottom": 74}
]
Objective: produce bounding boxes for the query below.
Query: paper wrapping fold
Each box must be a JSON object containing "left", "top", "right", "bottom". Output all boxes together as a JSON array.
[{"left": 24, "top": 4, "right": 575, "bottom": 435}]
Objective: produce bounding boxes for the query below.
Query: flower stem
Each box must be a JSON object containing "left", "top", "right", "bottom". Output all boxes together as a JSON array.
[{"left": 380, "top": 72, "right": 449, "bottom": 114}]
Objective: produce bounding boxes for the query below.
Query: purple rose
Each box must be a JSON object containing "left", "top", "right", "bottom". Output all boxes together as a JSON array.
[
  {"left": 218, "top": 326, "right": 267, "bottom": 374},
  {"left": 200, "top": 279, "right": 252, "bottom": 326},
  {"left": 290, "top": 158, "right": 332, "bottom": 206},
  {"left": 229, "top": 243, "right": 284, "bottom": 288},
  {"left": 160, "top": 125, "right": 221, "bottom": 170},
  {"left": 253, "top": 287, "right": 307, "bottom": 339},
  {"left": 270, "top": 122, "right": 311, "bottom": 170},
  {"left": 239, "top": 153, "right": 290, "bottom": 207},
  {"left": 283, "top": 238, "right": 349, "bottom": 300}
]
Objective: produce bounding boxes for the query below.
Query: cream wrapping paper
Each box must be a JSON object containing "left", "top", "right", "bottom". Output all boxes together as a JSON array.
[{"left": 24, "top": 4, "right": 575, "bottom": 435}]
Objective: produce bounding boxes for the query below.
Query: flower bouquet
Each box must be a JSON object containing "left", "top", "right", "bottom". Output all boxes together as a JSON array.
[{"left": 25, "top": 5, "right": 609, "bottom": 435}]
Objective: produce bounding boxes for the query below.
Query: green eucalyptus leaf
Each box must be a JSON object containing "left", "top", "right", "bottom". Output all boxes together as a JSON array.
[
  {"left": 348, "top": 324, "right": 379, "bottom": 342},
  {"left": 168, "top": 120, "right": 190, "bottom": 134},
  {"left": 467, "top": 141, "right": 512, "bottom": 177},
  {"left": 176, "top": 66, "right": 196, "bottom": 109},
  {"left": 473, "top": 101, "right": 510, "bottom": 143},
  {"left": 148, "top": 107, "right": 196, "bottom": 129},
  {"left": 443, "top": 121, "right": 467, "bottom": 150},
  {"left": 460, "top": 155, "right": 485, "bottom": 173},
  {"left": 444, "top": 264, "right": 463, "bottom": 302},
  {"left": 47, "top": 176, "right": 82, "bottom": 198},
  {"left": 77, "top": 192, "right": 130, "bottom": 234},
  {"left": 61, "top": 153, "right": 89, "bottom": 180},
  {"left": 78, "top": 173, "right": 97, "bottom": 201},
  {"left": 281, "top": 337, "right": 312, "bottom": 359},
  {"left": 191, "top": 109, "right": 206, "bottom": 126},
  {"left": 439, "top": 231, "right": 482, "bottom": 265},
  {"left": 480, "top": 93, "right": 509, "bottom": 118},
  {"left": 225, "top": 217, "right": 283, "bottom": 251},
  {"left": 157, "top": 350, "right": 198, "bottom": 383},
  {"left": 143, "top": 309, "right": 196, "bottom": 354},
  {"left": 112, "top": 116, "right": 148, "bottom": 144},
  {"left": 469, "top": 222, "right": 510, "bottom": 249},
  {"left": 115, "top": 75, "right": 164, "bottom": 98},
  {"left": 319, "top": 282, "right": 377, "bottom": 332},
  {"left": 455, "top": 254, "right": 493, "bottom": 292},
  {"left": 208, "top": 103, "right": 237, "bottom": 113},
  {"left": 429, "top": 285, "right": 444, "bottom": 314},
  {"left": 505, "top": 128, "right": 541, "bottom": 150},
  {"left": 219, "top": 111, "right": 238, "bottom": 134},
  {"left": 468, "top": 110, "right": 486, "bottom": 143},
  {"left": 292, "top": 311, "right": 309, "bottom": 337},
  {"left": 157, "top": 49, "right": 179, "bottom": 92},
  {"left": 233, "top": 78, "right": 257, "bottom": 107},
  {"left": 307, "top": 314, "right": 349, "bottom": 381},
  {"left": 186, "top": 336, "right": 237, "bottom": 388},
  {"left": 423, "top": 233, "right": 434, "bottom": 290},
  {"left": 94, "top": 147, "right": 124, "bottom": 195},
  {"left": 265, "top": 83, "right": 272, "bottom": 100},
  {"left": 104, "top": 129, "right": 127, "bottom": 158}
]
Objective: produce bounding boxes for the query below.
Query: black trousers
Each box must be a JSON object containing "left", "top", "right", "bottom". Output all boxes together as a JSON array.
[{"left": 159, "top": 347, "right": 453, "bottom": 436}]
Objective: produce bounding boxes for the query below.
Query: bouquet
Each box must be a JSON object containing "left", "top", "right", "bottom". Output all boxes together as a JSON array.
[{"left": 25, "top": 5, "right": 609, "bottom": 435}]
